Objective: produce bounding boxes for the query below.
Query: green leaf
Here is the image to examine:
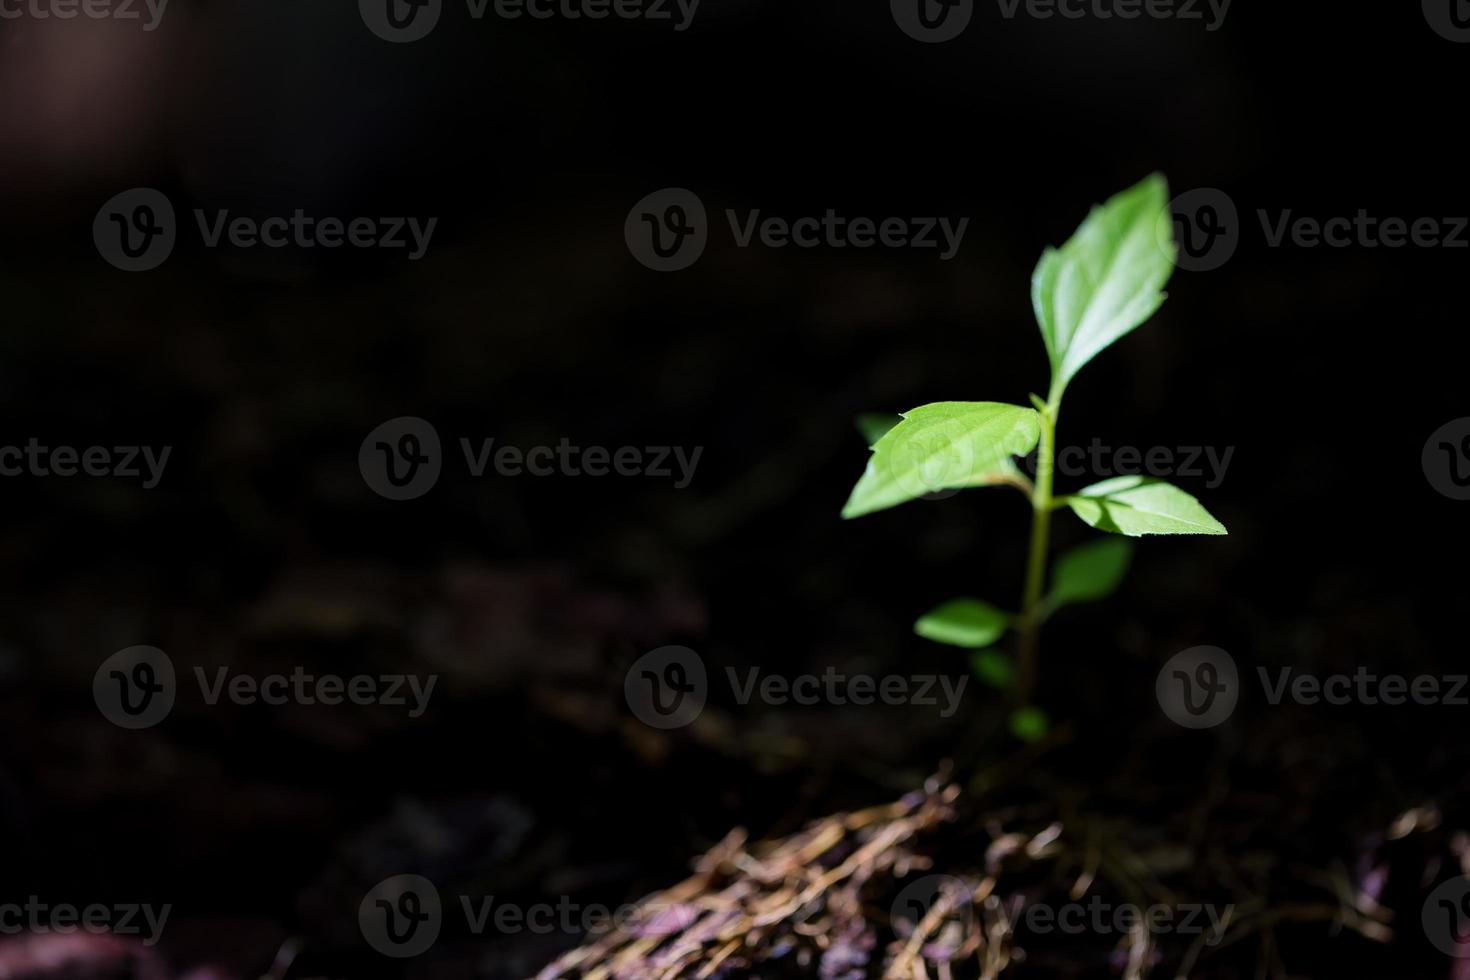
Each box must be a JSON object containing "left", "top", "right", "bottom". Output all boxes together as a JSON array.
[
  {"left": 855, "top": 413, "right": 901, "bottom": 447},
  {"left": 1032, "top": 173, "right": 1176, "bottom": 397},
  {"left": 1009, "top": 706, "right": 1050, "bottom": 742},
  {"left": 842, "top": 402, "right": 1041, "bottom": 519},
  {"left": 1047, "top": 538, "right": 1133, "bottom": 611},
  {"left": 969, "top": 649, "right": 1015, "bottom": 690},
  {"left": 1067, "top": 476, "right": 1227, "bottom": 537},
  {"left": 915, "top": 599, "right": 1010, "bottom": 648}
]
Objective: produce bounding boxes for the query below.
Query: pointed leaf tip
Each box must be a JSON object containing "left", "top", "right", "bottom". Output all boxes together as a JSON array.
[
  {"left": 1032, "top": 174, "right": 1176, "bottom": 396},
  {"left": 1067, "top": 476, "right": 1227, "bottom": 537}
]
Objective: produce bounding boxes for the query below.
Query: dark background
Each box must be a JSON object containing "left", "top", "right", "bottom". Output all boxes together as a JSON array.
[{"left": 2, "top": 1, "right": 1469, "bottom": 977}]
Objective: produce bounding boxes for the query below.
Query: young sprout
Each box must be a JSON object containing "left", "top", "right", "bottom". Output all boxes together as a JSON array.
[{"left": 842, "top": 174, "right": 1226, "bottom": 739}]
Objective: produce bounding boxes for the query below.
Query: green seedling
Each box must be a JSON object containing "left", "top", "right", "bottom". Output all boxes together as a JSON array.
[{"left": 842, "top": 174, "right": 1226, "bottom": 740}]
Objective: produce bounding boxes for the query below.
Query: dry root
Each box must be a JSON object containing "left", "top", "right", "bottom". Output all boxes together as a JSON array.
[{"left": 536, "top": 777, "right": 1065, "bottom": 980}]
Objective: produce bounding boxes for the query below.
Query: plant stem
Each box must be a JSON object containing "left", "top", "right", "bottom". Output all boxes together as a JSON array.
[{"left": 1016, "top": 400, "right": 1058, "bottom": 706}]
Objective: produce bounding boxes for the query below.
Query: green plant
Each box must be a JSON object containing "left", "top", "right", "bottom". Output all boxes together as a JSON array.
[{"left": 842, "top": 174, "right": 1226, "bottom": 738}]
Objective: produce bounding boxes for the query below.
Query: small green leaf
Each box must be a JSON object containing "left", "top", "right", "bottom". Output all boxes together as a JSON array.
[
  {"left": 1032, "top": 174, "right": 1176, "bottom": 397},
  {"left": 855, "top": 413, "right": 902, "bottom": 447},
  {"left": 915, "top": 599, "right": 1010, "bottom": 649},
  {"left": 969, "top": 649, "right": 1015, "bottom": 690},
  {"left": 1048, "top": 538, "right": 1133, "bottom": 611},
  {"left": 1067, "top": 476, "right": 1227, "bottom": 537},
  {"left": 1009, "top": 706, "right": 1050, "bottom": 742},
  {"left": 842, "top": 402, "right": 1041, "bottom": 519}
]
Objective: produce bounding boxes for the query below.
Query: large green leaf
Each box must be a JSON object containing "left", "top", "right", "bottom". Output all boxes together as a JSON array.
[
  {"left": 842, "top": 402, "right": 1040, "bottom": 519},
  {"left": 914, "top": 598, "right": 1010, "bottom": 648},
  {"left": 1032, "top": 174, "right": 1176, "bottom": 396},
  {"left": 1067, "top": 476, "right": 1227, "bottom": 536},
  {"left": 1047, "top": 538, "right": 1133, "bottom": 611}
]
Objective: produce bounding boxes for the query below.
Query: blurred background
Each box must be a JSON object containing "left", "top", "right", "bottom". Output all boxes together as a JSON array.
[{"left": 2, "top": 1, "right": 1470, "bottom": 977}]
